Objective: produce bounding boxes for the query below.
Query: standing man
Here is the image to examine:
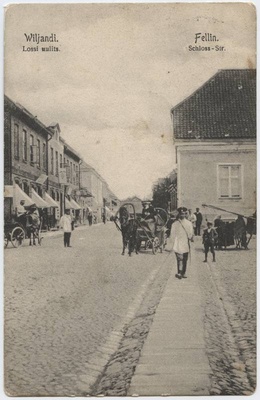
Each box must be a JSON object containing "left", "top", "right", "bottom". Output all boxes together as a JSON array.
[
  {"left": 194, "top": 207, "right": 203, "bottom": 236},
  {"left": 171, "top": 207, "right": 194, "bottom": 279},
  {"left": 60, "top": 209, "right": 72, "bottom": 247}
]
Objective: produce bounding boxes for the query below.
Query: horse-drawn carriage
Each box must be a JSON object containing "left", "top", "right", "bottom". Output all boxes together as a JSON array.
[
  {"left": 202, "top": 204, "right": 256, "bottom": 250},
  {"left": 114, "top": 203, "right": 169, "bottom": 256},
  {"left": 4, "top": 208, "right": 43, "bottom": 248}
]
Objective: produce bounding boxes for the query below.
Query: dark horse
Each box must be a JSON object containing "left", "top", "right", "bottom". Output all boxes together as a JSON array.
[
  {"left": 18, "top": 211, "right": 42, "bottom": 246},
  {"left": 118, "top": 206, "right": 139, "bottom": 256}
]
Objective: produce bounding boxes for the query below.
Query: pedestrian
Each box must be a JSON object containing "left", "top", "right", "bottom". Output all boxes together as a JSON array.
[
  {"left": 17, "top": 200, "right": 26, "bottom": 217},
  {"left": 203, "top": 222, "right": 218, "bottom": 262},
  {"left": 59, "top": 209, "right": 72, "bottom": 247},
  {"left": 88, "top": 212, "right": 93, "bottom": 226},
  {"left": 194, "top": 207, "right": 203, "bottom": 236},
  {"left": 187, "top": 209, "right": 197, "bottom": 233},
  {"left": 171, "top": 207, "right": 194, "bottom": 279},
  {"left": 214, "top": 215, "right": 225, "bottom": 249},
  {"left": 102, "top": 213, "right": 106, "bottom": 224}
]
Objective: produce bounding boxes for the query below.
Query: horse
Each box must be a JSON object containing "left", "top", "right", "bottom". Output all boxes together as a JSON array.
[
  {"left": 26, "top": 211, "right": 42, "bottom": 246},
  {"left": 118, "top": 207, "right": 139, "bottom": 256}
]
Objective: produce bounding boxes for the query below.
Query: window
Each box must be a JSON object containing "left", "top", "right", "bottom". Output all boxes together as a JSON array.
[
  {"left": 218, "top": 164, "right": 242, "bottom": 199},
  {"left": 56, "top": 191, "right": 60, "bottom": 202},
  {"left": 50, "top": 147, "right": 54, "bottom": 174},
  {"left": 29, "top": 135, "right": 34, "bottom": 163},
  {"left": 36, "top": 139, "right": 40, "bottom": 168},
  {"left": 43, "top": 143, "right": 46, "bottom": 170},
  {"left": 23, "top": 129, "right": 27, "bottom": 161},
  {"left": 14, "top": 124, "right": 19, "bottom": 159},
  {"left": 76, "top": 165, "right": 79, "bottom": 185},
  {"left": 73, "top": 164, "right": 76, "bottom": 184},
  {"left": 70, "top": 162, "right": 73, "bottom": 183},
  {"left": 55, "top": 151, "right": 58, "bottom": 176},
  {"left": 23, "top": 181, "right": 29, "bottom": 195},
  {"left": 60, "top": 154, "right": 62, "bottom": 168}
]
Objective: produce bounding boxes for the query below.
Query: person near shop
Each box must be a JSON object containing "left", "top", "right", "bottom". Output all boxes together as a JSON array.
[
  {"left": 88, "top": 212, "right": 93, "bottom": 226},
  {"left": 194, "top": 208, "right": 203, "bottom": 236},
  {"left": 59, "top": 209, "right": 72, "bottom": 247},
  {"left": 171, "top": 207, "right": 194, "bottom": 279},
  {"left": 202, "top": 222, "right": 218, "bottom": 262}
]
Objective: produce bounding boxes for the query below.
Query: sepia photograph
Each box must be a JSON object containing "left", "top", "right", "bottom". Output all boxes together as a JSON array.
[{"left": 3, "top": 2, "right": 256, "bottom": 397}]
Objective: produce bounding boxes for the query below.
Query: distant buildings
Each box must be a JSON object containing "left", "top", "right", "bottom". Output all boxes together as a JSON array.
[
  {"left": 171, "top": 69, "right": 256, "bottom": 220},
  {"left": 4, "top": 95, "right": 118, "bottom": 227}
]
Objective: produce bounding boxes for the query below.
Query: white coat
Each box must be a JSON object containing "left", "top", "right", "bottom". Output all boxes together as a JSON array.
[{"left": 171, "top": 218, "right": 193, "bottom": 254}]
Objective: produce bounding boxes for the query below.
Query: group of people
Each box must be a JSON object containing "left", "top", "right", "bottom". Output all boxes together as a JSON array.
[{"left": 170, "top": 206, "right": 217, "bottom": 280}]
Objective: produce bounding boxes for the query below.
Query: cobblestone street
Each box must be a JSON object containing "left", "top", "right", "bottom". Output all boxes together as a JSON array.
[
  {"left": 4, "top": 224, "right": 256, "bottom": 396},
  {"left": 197, "top": 236, "right": 256, "bottom": 395},
  {"left": 4, "top": 223, "right": 173, "bottom": 396}
]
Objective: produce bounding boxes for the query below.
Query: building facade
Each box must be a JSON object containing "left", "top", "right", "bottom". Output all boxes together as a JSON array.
[
  {"left": 4, "top": 95, "right": 52, "bottom": 220},
  {"left": 4, "top": 95, "right": 120, "bottom": 227},
  {"left": 171, "top": 69, "right": 256, "bottom": 222}
]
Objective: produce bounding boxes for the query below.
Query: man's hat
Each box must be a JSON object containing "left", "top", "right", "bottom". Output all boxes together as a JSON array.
[{"left": 177, "top": 207, "right": 188, "bottom": 215}]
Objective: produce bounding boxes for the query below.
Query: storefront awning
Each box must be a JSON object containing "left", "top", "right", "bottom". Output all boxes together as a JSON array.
[
  {"left": 45, "top": 192, "right": 59, "bottom": 208},
  {"left": 70, "top": 198, "right": 81, "bottom": 210},
  {"left": 65, "top": 198, "right": 74, "bottom": 209},
  {"left": 13, "top": 184, "right": 34, "bottom": 208},
  {"left": 36, "top": 174, "right": 48, "bottom": 185},
  {"left": 31, "top": 189, "right": 49, "bottom": 208}
]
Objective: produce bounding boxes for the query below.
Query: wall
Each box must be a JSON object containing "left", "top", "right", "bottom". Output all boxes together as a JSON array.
[{"left": 177, "top": 142, "right": 256, "bottom": 222}]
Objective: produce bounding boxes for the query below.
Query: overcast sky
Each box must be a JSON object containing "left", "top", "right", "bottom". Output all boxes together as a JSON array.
[{"left": 5, "top": 3, "right": 256, "bottom": 199}]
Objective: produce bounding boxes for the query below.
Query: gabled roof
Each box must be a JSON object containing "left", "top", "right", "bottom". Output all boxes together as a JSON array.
[{"left": 171, "top": 69, "right": 256, "bottom": 140}]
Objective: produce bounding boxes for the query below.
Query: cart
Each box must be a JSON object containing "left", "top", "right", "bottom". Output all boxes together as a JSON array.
[
  {"left": 4, "top": 214, "right": 43, "bottom": 248},
  {"left": 136, "top": 207, "right": 169, "bottom": 254},
  {"left": 202, "top": 204, "right": 256, "bottom": 250}
]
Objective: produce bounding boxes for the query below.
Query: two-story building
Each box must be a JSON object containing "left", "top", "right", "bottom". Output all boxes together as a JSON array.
[{"left": 171, "top": 69, "right": 256, "bottom": 222}]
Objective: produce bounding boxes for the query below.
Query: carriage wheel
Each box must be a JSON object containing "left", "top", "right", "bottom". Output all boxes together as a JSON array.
[
  {"left": 11, "top": 227, "right": 25, "bottom": 248},
  {"left": 152, "top": 237, "right": 160, "bottom": 255}
]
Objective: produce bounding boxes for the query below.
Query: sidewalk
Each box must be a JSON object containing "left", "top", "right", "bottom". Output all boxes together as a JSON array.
[
  {"left": 41, "top": 222, "right": 103, "bottom": 238},
  {"left": 128, "top": 240, "right": 212, "bottom": 396}
]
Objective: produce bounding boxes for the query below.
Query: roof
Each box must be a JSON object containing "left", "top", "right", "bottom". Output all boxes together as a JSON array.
[
  {"left": 4, "top": 95, "right": 53, "bottom": 139},
  {"left": 171, "top": 69, "right": 256, "bottom": 140}
]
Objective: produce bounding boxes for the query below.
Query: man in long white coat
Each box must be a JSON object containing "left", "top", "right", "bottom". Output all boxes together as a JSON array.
[{"left": 171, "top": 207, "right": 194, "bottom": 279}]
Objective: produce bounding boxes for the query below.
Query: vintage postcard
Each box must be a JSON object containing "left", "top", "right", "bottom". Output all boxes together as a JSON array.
[{"left": 3, "top": 2, "right": 256, "bottom": 397}]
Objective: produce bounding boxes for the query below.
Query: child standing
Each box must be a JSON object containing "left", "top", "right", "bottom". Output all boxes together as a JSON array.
[{"left": 203, "top": 222, "right": 218, "bottom": 262}]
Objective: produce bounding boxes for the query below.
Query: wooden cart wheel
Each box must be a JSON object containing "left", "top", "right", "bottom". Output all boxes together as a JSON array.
[
  {"left": 152, "top": 237, "right": 160, "bottom": 255},
  {"left": 11, "top": 226, "right": 25, "bottom": 248}
]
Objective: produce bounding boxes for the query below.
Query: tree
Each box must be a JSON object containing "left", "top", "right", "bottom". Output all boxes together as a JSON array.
[{"left": 152, "top": 177, "right": 171, "bottom": 210}]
